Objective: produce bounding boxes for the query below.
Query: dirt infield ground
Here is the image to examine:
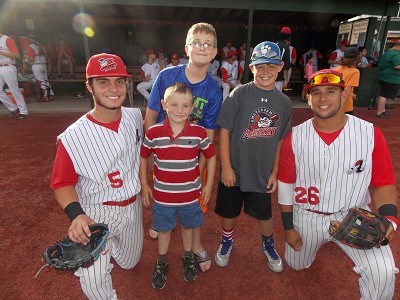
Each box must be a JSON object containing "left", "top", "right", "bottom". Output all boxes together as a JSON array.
[{"left": 0, "top": 106, "right": 399, "bottom": 299}]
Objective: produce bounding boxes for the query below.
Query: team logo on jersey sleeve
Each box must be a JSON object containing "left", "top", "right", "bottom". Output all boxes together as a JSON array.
[
  {"left": 241, "top": 108, "right": 279, "bottom": 140},
  {"left": 347, "top": 159, "right": 365, "bottom": 174},
  {"left": 98, "top": 58, "right": 117, "bottom": 72}
]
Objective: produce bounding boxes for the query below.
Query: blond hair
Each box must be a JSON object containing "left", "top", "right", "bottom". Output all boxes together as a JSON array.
[
  {"left": 164, "top": 82, "right": 193, "bottom": 102},
  {"left": 186, "top": 22, "right": 217, "bottom": 46}
]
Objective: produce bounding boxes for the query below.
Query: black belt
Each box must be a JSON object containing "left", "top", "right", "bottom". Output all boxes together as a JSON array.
[{"left": 0, "top": 64, "right": 12, "bottom": 67}]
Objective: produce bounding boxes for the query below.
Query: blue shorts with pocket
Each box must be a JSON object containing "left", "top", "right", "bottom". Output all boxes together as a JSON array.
[{"left": 152, "top": 201, "right": 204, "bottom": 232}]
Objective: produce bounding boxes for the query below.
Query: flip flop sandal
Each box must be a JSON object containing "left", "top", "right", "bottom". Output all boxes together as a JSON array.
[
  {"left": 194, "top": 251, "right": 211, "bottom": 272},
  {"left": 149, "top": 228, "right": 159, "bottom": 239}
]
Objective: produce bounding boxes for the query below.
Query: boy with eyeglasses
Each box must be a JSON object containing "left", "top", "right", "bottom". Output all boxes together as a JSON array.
[
  {"left": 278, "top": 69, "right": 398, "bottom": 299},
  {"left": 215, "top": 41, "right": 292, "bottom": 272},
  {"left": 144, "top": 22, "right": 222, "bottom": 273}
]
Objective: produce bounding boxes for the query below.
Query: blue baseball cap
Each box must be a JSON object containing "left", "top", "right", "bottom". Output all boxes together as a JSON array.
[{"left": 250, "top": 41, "right": 282, "bottom": 66}]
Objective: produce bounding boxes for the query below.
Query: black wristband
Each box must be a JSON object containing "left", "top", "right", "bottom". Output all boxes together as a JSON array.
[
  {"left": 378, "top": 204, "right": 398, "bottom": 219},
  {"left": 281, "top": 211, "right": 294, "bottom": 230},
  {"left": 64, "top": 202, "right": 85, "bottom": 222}
]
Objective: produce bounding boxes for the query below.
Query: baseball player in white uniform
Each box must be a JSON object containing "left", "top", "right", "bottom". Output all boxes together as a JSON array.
[
  {"left": 50, "top": 53, "right": 144, "bottom": 300},
  {"left": 278, "top": 69, "right": 399, "bottom": 299},
  {"left": 220, "top": 49, "right": 243, "bottom": 102},
  {"left": 0, "top": 31, "right": 29, "bottom": 119},
  {"left": 207, "top": 58, "right": 222, "bottom": 87},
  {"left": 136, "top": 49, "right": 160, "bottom": 101},
  {"left": 26, "top": 35, "right": 54, "bottom": 102}
]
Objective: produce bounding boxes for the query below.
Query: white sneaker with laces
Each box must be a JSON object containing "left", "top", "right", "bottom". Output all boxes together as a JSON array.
[{"left": 215, "top": 238, "right": 233, "bottom": 267}]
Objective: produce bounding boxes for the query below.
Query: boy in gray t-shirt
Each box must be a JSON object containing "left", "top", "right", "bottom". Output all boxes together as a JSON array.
[{"left": 214, "top": 41, "right": 292, "bottom": 272}]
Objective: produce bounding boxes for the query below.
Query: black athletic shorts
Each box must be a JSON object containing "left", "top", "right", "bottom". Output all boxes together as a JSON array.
[
  {"left": 214, "top": 182, "right": 272, "bottom": 220},
  {"left": 378, "top": 80, "right": 400, "bottom": 100}
]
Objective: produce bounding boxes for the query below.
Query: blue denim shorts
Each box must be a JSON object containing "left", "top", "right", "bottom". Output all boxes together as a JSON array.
[{"left": 152, "top": 201, "right": 204, "bottom": 232}]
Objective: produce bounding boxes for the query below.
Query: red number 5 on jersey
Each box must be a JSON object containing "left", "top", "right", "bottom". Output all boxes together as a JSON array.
[
  {"left": 108, "top": 171, "right": 123, "bottom": 188},
  {"left": 294, "top": 186, "right": 320, "bottom": 205}
]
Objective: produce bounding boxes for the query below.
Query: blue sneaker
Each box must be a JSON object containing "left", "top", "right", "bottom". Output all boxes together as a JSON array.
[
  {"left": 262, "top": 243, "right": 283, "bottom": 273},
  {"left": 215, "top": 237, "right": 233, "bottom": 267}
]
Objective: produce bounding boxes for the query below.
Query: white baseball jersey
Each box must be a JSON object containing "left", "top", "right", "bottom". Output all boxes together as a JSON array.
[
  {"left": 56, "top": 107, "right": 144, "bottom": 299},
  {"left": 58, "top": 107, "right": 142, "bottom": 206},
  {"left": 221, "top": 60, "right": 239, "bottom": 81},
  {"left": 329, "top": 49, "right": 344, "bottom": 69},
  {"left": 141, "top": 62, "right": 159, "bottom": 81},
  {"left": 27, "top": 43, "right": 46, "bottom": 64},
  {"left": 291, "top": 116, "right": 373, "bottom": 213},
  {"left": 207, "top": 60, "right": 220, "bottom": 76},
  {"left": 222, "top": 46, "right": 236, "bottom": 59},
  {"left": 279, "top": 115, "right": 398, "bottom": 299},
  {"left": 0, "top": 34, "right": 16, "bottom": 64}
]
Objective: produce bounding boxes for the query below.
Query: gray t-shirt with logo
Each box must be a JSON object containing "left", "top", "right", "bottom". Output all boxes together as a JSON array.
[{"left": 217, "top": 82, "right": 292, "bottom": 192}]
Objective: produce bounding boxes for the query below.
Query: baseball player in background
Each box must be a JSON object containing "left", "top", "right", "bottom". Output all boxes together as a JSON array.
[
  {"left": 50, "top": 53, "right": 144, "bottom": 300},
  {"left": 278, "top": 69, "right": 399, "bottom": 299},
  {"left": 0, "top": 30, "right": 29, "bottom": 119},
  {"left": 136, "top": 49, "right": 160, "bottom": 101},
  {"left": 220, "top": 49, "right": 243, "bottom": 102},
  {"left": 207, "top": 58, "right": 222, "bottom": 87},
  {"left": 26, "top": 34, "right": 54, "bottom": 102}
]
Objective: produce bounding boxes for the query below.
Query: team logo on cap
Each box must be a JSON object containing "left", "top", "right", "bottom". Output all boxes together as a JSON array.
[
  {"left": 98, "top": 58, "right": 117, "bottom": 72},
  {"left": 260, "top": 44, "right": 272, "bottom": 56},
  {"left": 347, "top": 159, "right": 365, "bottom": 174},
  {"left": 241, "top": 108, "right": 279, "bottom": 140}
]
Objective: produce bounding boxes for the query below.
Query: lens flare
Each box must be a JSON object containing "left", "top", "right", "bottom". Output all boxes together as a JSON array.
[
  {"left": 84, "top": 27, "right": 95, "bottom": 37},
  {"left": 72, "top": 13, "right": 95, "bottom": 37}
]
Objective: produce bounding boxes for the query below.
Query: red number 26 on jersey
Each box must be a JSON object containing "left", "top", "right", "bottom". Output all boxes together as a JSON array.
[{"left": 294, "top": 186, "right": 320, "bottom": 205}]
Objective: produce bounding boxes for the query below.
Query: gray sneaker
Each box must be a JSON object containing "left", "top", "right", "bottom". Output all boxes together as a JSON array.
[
  {"left": 215, "top": 237, "right": 233, "bottom": 267},
  {"left": 262, "top": 244, "right": 283, "bottom": 273}
]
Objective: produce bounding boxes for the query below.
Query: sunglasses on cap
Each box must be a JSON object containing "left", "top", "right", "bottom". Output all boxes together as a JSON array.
[{"left": 309, "top": 73, "right": 344, "bottom": 85}]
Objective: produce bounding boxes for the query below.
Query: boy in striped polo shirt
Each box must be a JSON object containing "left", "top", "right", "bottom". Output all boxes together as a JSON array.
[{"left": 140, "top": 83, "right": 217, "bottom": 289}]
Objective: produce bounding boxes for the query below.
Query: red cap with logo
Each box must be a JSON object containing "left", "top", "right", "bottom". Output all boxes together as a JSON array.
[
  {"left": 227, "top": 49, "right": 238, "bottom": 58},
  {"left": 171, "top": 53, "right": 179, "bottom": 60},
  {"left": 86, "top": 53, "right": 130, "bottom": 80}
]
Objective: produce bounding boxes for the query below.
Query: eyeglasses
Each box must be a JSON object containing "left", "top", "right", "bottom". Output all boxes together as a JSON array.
[
  {"left": 309, "top": 73, "right": 344, "bottom": 85},
  {"left": 188, "top": 42, "right": 216, "bottom": 50}
]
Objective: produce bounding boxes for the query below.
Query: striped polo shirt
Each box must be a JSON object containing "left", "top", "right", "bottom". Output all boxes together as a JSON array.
[{"left": 141, "top": 118, "right": 216, "bottom": 206}]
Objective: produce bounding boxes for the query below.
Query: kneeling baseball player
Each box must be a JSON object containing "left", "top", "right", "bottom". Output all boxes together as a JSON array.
[
  {"left": 50, "top": 53, "right": 144, "bottom": 299},
  {"left": 278, "top": 69, "right": 399, "bottom": 299}
]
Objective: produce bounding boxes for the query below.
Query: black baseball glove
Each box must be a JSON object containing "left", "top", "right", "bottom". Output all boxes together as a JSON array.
[
  {"left": 35, "top": 223, "right": 109, "bottom": 278},
  {"left": 329, "top": 207, "right": 394, "bottom": 250}
]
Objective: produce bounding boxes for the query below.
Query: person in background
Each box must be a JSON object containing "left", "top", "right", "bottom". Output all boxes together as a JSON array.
[
  {"left": 328, "top": 39, "right": 349, "bottom": 69},
  {"left": 0, "top": 30, "right": 29, "bottom": 119},
  {"left": 166, "top": 53, "right": 181, "bottom": 68},
  {"left": 376, "top": 39, "right": 400, "bottom": 118},
  {"left": 275, "top": 26, "right": 292, "bottom": 91},
  {"left": 56, "top": 39, "right": 74, "bottom": 79},
  {"left": 136, "top": 49, "right": 160, "bottom": 101},
  {"left": 333, "top": 46, "right": 360, "bottom": 115},
  {"left": 301, "top": 53, "right": 314, "bottom": 102},
  {"left": 358, "top": 47, "right": 369, "bottom": 68}
]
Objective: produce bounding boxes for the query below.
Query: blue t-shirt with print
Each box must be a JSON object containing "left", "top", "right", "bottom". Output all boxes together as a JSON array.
[{"left": 147, "top": 65, "right": 222, "bottom": 129}]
